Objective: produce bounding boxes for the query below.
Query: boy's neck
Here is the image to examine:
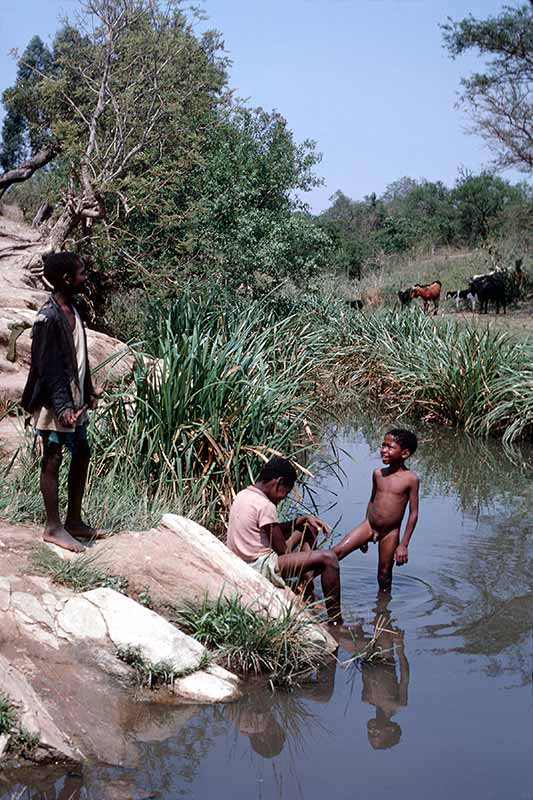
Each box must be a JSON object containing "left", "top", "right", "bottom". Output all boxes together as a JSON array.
[
  {"left": 385, "top": 460, "right": 407, "bottom": 474},
  {"left": 53, "top": 290, "right": 73, "bottom": 309}
]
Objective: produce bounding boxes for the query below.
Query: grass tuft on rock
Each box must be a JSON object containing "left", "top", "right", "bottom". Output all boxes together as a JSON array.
[
  {"left": 31, "top": 545, "right": 129, "bottom": 594},
  {"left": 175, "top": 595, "right": 330, "bottom": 688},
  {"left": 0, "top": 693, "right": 40, "bottom": 757},
  {"left": 0, "top": 694, "right": 16, "bottom": 735},
  {"left": 116, "top": 645, "right": 210, "bottom": 689}
]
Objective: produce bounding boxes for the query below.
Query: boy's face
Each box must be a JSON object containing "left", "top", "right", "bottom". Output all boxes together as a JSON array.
[
  {"left": 266, "top": 478, "right": 294, "bottom": 505},
  {"left": 380, "top": 434, "right": 410, "bottom": 465},
  {"left": 64, "top": 260, "right": 88, "bottom": 294}
]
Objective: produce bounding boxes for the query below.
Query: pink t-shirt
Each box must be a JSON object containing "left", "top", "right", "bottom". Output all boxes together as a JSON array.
[{"left": 226, "top": 486, "right": 278, "bottom": 562}]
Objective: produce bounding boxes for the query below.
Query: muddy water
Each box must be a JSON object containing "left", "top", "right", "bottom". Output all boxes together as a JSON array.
[{"left": 2, "top": 421, "right": 532, "bottom": 800}]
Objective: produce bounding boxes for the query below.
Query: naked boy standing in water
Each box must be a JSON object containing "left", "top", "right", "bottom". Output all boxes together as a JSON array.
[{"left": 333, "top": 429, "right": 419, "bottom": 592}]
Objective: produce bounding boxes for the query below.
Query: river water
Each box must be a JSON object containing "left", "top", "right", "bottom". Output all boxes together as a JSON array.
[{"left": 2, "top": 420, "right": 532, "bottom": 800}]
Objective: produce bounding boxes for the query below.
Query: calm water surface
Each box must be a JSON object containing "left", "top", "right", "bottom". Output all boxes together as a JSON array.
[{"left": 2, "top": 420, "right": 532, "bottom": 800}]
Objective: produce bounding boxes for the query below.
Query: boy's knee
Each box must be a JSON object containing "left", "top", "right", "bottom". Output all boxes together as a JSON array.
[
  {"left": 322, "top": 550, "right": 339, "bottom": 570},
  {"left": 41, "top": 445, "right": 62, "bottom": 472}
]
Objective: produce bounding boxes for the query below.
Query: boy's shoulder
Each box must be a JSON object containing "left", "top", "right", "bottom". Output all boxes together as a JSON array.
[{"left": 403, "top": 467, "right": 419, "bottom": 485}]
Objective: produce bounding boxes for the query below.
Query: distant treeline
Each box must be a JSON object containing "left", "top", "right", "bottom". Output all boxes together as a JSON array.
[{"left": 318, "top": 173, "right": 532, "bottom": 279}]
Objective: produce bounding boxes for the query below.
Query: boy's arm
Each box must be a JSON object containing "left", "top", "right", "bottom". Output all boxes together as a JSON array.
[
  {"left": 33, "top": 316, "right": 74, "bottom": 421},
  {"left": 277, "top": 515, "right": 329, "bottom": 537},
  {"left": 261, "top": 523, "right": 290, "bottom": 556},
  {"left": 366, "top": 470, "right": 378, "bottom": 517},
  {"left": 394, "top": 475, "right": 419, "bottom": 565}
]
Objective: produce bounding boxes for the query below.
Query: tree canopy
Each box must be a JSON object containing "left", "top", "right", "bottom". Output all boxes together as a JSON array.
[{"left": 441, "top": 3, "right": 533, "bottom": 172}]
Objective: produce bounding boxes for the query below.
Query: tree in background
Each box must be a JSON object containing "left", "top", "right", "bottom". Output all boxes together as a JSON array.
[
  {"left": 0, "top": 0, "right": 229, "bottom": 259},
  {"left": 442, "top": 2, "right": 533, "bottom": 173},
  {"left": 452, "top": 170, "right": 524, "bottom": 242}
]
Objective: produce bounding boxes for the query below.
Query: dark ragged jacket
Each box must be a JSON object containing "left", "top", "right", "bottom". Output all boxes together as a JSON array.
[{"left": 21, "top": 296, "right": 95, "bottom": 419}]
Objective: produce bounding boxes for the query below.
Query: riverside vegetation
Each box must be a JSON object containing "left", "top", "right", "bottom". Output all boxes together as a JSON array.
[{"left": 1, "top": 287, "right": 531, "bottom": 538}]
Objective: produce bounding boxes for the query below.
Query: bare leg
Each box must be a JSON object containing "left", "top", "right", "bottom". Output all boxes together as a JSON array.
[
  {"left": 333, "top": 519, "right": 373, "bottom": 561},
  {"left": 40, "top": 439, "right": 85, "bottom": 553},
  {"left": 286, "top": 526, "right": 318, "bottom": 599},
  {"left": 278, "top": 549, "right": 342, "bottom": 624},
  {"left": 65, "top": 438, "right": 102, "bottom": 539},
  {"left": 377, "top": 529, "right": 399, "bottom": 593}
]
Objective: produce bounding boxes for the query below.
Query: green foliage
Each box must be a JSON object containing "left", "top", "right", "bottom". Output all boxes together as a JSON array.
[
  {"left": 0, "top": 440, "right": 179, "bottom": 533},
  {"left": 441, "top": 3, "right": 533, "bottom": 172},
  {"left": 452, "top": 170, "right": 525, "bottom": 241},
  {"left": 116, "top": 645, "right": 210, "bottom": 689},
  {"left": 0, "top": 694, "right": 40, "bottom": 757},
  {"left": 1, "top": 35, "right": 54, "bottom": 169},
  {"left": 0, "top": 694, "right": 16, "bottom": 735},
  {"left": 31, "top": 545, "right": 129, "bottom": 594},
  {"left": 320, "top": 172, "right": 532, "bottom": 277},
  {"left": 175, "top": 594, "right": 330, "bottom": 687},
  {"left": 92, "top": 289, "right": 328, "bottom": 526},
  {"left": 94, "top": 105, "right": 330, "bottom": 295},
  {"left": 336, "top": 308, "right": 533, "bottom": 444}
]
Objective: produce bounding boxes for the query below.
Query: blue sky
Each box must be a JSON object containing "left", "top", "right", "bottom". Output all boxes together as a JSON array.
[{"left": 0, "top": 0, "right": 523, "bottom": 211}]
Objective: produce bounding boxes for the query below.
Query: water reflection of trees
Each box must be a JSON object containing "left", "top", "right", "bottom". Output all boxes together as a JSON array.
[
  {"left": 424, "top": 501, "right": 533, "bottom": 686},
  {"left": 335, "top": 412, "right": 532, "bottom": 515}
]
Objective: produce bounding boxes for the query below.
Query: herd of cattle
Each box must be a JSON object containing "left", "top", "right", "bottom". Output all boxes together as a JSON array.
[{"left": 396, "top": 267, "right": 525, "bottom": 316}]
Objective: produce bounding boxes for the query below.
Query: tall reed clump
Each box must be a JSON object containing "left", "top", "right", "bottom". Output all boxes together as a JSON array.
[
  {"left": 91, "top": 291, "right": 329, "bottom": 527},
  {"left": 336, "top": 309, "right": 533, "bottom": 443}
]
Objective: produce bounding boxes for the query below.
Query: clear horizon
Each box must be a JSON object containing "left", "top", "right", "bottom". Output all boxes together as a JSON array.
[{"left": 0, "top": 0, "right": 528, "bottom": 212}]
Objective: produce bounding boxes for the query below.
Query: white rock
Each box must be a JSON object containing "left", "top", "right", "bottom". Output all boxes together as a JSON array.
[
  {"left": 0, "top": 576, "right": 10, "bottom": 612},
  {"left": 0, "top": 733, "right": 9, "bottom": 759},
  {"left": 56, "top": 596, "right": 108, "bottom": 641},
  {"left": 11, "top": 592, "right": 55, "bottom": 629},
  {"left": 172, "top": 666, "right": 242, "bottom": 703},
  {"left": 82, "top": 588, "right": 205, "bottom": 673}
]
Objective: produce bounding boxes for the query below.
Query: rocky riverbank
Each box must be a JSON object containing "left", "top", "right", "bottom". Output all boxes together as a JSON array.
[{"left": 0, "top": 514, "right": 335, "bottom": 770}]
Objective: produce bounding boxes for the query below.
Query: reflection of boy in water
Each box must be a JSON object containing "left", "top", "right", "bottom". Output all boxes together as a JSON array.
[
  {"left": 228, "top": 660, "right": 337, "bottom": 759},
  {"left": 348, "top": 602, "right": 410, "bottom": 750}
]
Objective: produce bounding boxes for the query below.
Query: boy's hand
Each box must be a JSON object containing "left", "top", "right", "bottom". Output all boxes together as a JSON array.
[
  {"left": 89, "top": 388, "right": 103, "bottom": 411},
  {"left": 394, "top": 543, "right": 408, "bottom": 565},
  {"left": 297, "top": 515, "right": 329, "bottom": 536},
  {"left": 59, "top": 408, "right": 77, "bottom": 427}
]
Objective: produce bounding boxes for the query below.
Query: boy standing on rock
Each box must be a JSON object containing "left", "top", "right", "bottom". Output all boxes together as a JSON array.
[
  {"left": 226, "top": 456, "right": 344, "bottom": 626},
  {"left": 22, "top": 252, "right": 101, "bottom": 553}
]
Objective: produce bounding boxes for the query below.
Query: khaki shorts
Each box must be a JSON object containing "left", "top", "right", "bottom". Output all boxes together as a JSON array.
[{"left": 248, "top": 551, "right": 286, "bottom": 589}]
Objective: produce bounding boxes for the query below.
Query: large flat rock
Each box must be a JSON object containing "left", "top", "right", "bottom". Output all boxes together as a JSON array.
[
  {"left": 93, "top": 514, "right": 337, "bottom": 651},
  {"left": 0, "top": 572, "right": 240, "bottom": 767}
]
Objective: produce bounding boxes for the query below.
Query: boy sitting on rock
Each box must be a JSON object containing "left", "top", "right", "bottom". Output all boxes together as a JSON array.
[{"left": 226, "top": 456, "right": 343, "bottom": 626}]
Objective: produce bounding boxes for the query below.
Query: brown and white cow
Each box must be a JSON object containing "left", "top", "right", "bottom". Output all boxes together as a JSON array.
[{"left": 410, "top": 280, "right": 441, "bottom": 315}]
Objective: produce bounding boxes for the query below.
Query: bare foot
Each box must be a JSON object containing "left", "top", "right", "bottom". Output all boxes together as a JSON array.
[
  {"left": 64, "top": 519, "right": 105, "bottom": 540},
  {"left": 43, "top": 527, "right": 85, "bottom": 553}
]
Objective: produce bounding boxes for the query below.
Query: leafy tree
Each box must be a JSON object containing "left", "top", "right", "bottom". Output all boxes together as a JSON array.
[
  {"left": 0, "top": 35, "right": 54, "bottom": 170},
  {"left": 1, "top": 1, "right": 229, "bottom": 260},
  {"left": 451, "top": 170, "right": 525, "bottom": 242},
  {"left": 100, "top": 105, "right": 330, "bottom": 291},
  {"left": 441, "top": 3, "right": 533, "bottom": 172}
]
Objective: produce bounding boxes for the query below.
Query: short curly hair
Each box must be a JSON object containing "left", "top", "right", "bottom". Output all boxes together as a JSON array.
[
  {"left": 258, "top": 456, "right": 297, "bottom": 488},
  {"left": 386, "top": 428, "right": 418, "bottom": 455}
]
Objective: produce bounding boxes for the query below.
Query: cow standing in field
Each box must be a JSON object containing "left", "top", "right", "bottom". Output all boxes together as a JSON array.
[
  {"left": 469, "top": 273, "right": 506, "bottom": 315},
  {"left": 446, "top": 289, "right": 477, "bottom": 311},
  {"left": 411, "top": 281, "right": 441, "bottom": 315},
  {"left": 398, "top": 288, "right": 412, "bottom": 308}
]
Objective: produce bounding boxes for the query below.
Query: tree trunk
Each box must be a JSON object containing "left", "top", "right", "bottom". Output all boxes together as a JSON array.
[
  {"left": 32, "top": 201, "right": 54, "bottom": 227},
  {"left": 0, "top": 145, "right": 59, "bottom": 199}
]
